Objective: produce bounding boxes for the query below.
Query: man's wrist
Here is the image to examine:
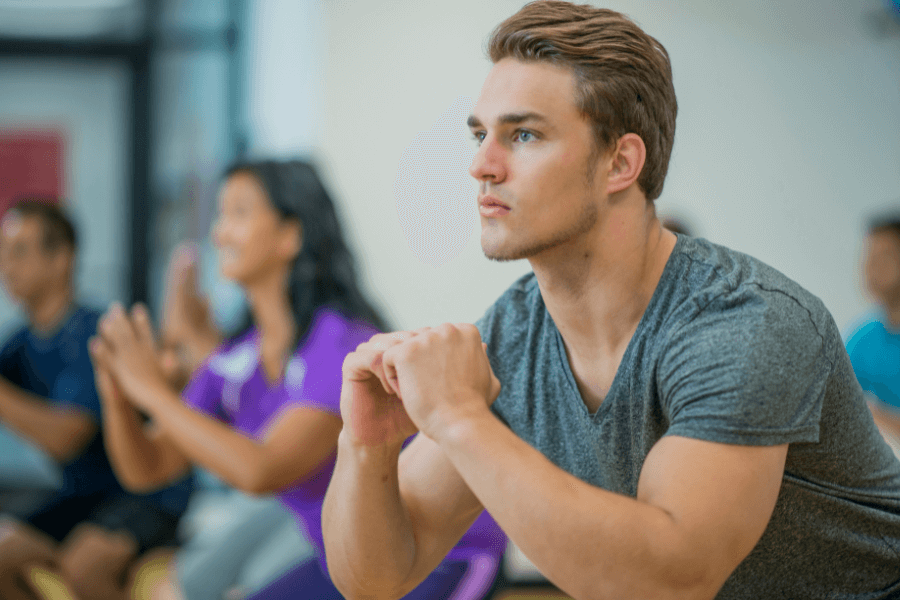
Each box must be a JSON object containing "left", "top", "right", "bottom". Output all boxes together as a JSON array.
[
  {"left": 429, "top": 398, "right": 497, "bottom": 449},
  {"left": 337, "top": 429, "right": 406, "bottom": 463}
]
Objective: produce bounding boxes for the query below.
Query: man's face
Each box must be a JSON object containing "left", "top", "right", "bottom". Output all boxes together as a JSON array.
[
  {"left": 468, "top": 58, "right": 605, "bottom": 261},
  {"left": 0, "top": 213, "right": 59, "bottom": 305},
  {"left": 864, "top": 229, "right": 900, "bottom": 302}
]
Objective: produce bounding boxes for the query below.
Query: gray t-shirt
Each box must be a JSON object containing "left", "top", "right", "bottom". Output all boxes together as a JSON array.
[{"left": 477, "top": 235, "right": 900, "bottom": 599}]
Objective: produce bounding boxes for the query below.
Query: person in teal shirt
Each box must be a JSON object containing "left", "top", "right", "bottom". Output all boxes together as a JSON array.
[{"left": 846, "top": 212, "right": 900, "bottom": 451}]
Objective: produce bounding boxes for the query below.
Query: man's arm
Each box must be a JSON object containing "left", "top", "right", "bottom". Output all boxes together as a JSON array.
[
  {"left": 324, "top": 431, "right": 485, "bottom": 599},
  {"left": 437, "top": 412, "right": 786, "bottom": 600},
  {"left": 0, "top": 377, "right": 95, "bottom": 462},
  {"left": 383, "top": 323, "right": 787, "bottom": 600},
  {"left": 322, "top": 333, "right": 486, "bottom": 600}
]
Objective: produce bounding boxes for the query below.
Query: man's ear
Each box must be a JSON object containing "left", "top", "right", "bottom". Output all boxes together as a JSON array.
[
  {"left": 279, "top": 218, "right": 303, "bottom": 261},
  {"left": 605, "top": 133, "right": 646, "bottom": 195}
]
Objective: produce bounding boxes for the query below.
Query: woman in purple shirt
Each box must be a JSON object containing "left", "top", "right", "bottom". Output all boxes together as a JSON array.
[{"left": 90, "top": 159, "right": 505, "bottom": 599}]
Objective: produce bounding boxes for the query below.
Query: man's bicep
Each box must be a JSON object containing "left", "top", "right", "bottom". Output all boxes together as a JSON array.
[
  {"left": 397, "top": 434, "right": 484, "bottom": 586},
  {"left": 638, "top": 435, "right": 787, "bottom": 590}
]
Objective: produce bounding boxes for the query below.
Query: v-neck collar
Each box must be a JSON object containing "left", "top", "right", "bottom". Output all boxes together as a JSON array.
[{"left": 548, "top": 235, "right": 685, "bottom": 421}]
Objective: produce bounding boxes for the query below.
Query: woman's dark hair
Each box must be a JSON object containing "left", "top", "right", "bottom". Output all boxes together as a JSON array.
[{"left": 223, "top": 159, "right": 388, "bottom": 343}]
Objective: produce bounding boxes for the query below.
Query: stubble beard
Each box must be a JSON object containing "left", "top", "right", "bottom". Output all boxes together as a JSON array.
[{"left": 482, "top": 196, "right": 599, "bottom": 262}]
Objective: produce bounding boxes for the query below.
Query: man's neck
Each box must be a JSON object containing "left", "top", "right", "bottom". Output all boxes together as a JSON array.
[
  {"left": 28, "top": 288, "right": 74, "bottom": 334},
  {"left": 528, "top": 197, "right": 676, "bottom": 410},
  {"left": 531, "top": 201, "right": 675, "bottom": 352}
]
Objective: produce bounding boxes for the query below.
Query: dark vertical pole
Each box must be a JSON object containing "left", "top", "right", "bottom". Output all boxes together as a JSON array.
[
  {"left": 128, "top": 43, "right": 152, "bottom": 307},
  {"left": 227, "top": 0, "right": 248, "bottom": 160},
  {"left": 127, "top": 0, "right": 158, "bottom": 307}
]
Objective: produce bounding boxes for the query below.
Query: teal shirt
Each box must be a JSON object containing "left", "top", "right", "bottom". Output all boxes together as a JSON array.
[{"left": 846, "top": 314, "right": 900, "bottom": 411}]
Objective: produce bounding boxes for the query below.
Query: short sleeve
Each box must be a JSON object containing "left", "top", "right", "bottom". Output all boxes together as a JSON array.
[
  {"left": 52, "top": 356, "right": 102, "bottom": 419},
  {"left": 182, "top": 362, "right": 229, "bottom": 423},
  {"left": 659, "top": 288, "right": 833, "bottom": 446},
  {"left": 284, "top": 312, "right": 378, "bottom": 416}
]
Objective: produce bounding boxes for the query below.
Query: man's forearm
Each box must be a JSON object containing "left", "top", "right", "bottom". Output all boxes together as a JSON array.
[
  {"left": 0, "top": 379, "right": 93, "bottom": 461},
  {"left": 323, "top": 432, "right": 419, "bottom": 599},
  {"left": 434, "top": 411, "right": 715, "bottom": 600}
]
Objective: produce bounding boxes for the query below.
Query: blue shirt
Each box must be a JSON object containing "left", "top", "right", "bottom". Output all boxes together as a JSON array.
[
  {"left": 0, "top": 305, "right": 192, "bottom": 515},
  {"left": 845, "top": 313, "right": 900, "bottom": 411}
]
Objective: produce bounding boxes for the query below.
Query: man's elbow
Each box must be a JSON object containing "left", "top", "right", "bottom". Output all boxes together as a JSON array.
[
  {"left": 329, "top": 572, "right": 406, "bottom": 600},
  {"left": 577, "top": 562, "right": 724, "bottom": 600},
  {"left": 48, "top": 423, "right": 96, "bottom": 463},
  {"left": 113, "top": 465, "right": 170, "bottom": 494}
]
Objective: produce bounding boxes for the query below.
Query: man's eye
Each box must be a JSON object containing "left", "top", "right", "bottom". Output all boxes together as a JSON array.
[
  {"left": 471, "top": 132, "right": 486, "bottom": 146},
  {"left": 515, "top": 130, "right": 534, "bottom": 143}
]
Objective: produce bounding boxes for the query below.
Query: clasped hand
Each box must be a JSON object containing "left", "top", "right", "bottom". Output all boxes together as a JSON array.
[
  {"left": 341, "top": 323, "right": 501, "bottom": 446},
  {"left": 89, "top": 303, "right": 171, "bottom": 413}
]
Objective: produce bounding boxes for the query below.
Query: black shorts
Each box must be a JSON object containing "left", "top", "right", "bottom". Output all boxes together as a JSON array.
[{"left": 24, "top": 492, "right": 180, "bottom": 554}]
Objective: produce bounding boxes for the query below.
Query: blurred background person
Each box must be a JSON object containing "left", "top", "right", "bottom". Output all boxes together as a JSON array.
[
  {"left": 154, "top": 240, "right": 317, "bottom": 600},
  {"left": 92, "top": 159, "right": 505, "bottom": 600},
  {"left": 0, "top": 200, "right": 193, "bottom": 600},
  {"left": 91, "top": 159, "right": 384, "bottom": 599},
  {"left": 846, "top": 212, "right": 900, "bottom": 457}
]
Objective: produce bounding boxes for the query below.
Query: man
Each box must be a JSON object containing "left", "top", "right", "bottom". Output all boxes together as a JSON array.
[
  {"left": 322, "top": 2, "right": 900, "bottom": 599},
  {"left": 846, "top": 214, "right": 900, "bottom": 454},
  {"left": 0, "top": 200, "right": 192, "bottom": 600}
]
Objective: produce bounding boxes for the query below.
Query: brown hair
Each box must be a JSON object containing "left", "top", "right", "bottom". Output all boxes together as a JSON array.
[{"left": 488, "top": 1, "right": 677, "bottom": 200}]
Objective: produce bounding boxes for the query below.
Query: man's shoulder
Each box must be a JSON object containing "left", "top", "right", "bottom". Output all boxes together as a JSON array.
[
  {"left": 56, "top": 304, "right": 103, "bottom": 341},
  {"left": 674, "top": 238, "right": 833, "bottom": 332},
  {"left": 0, "top": 321, "right": 29, "bottom": 358}
]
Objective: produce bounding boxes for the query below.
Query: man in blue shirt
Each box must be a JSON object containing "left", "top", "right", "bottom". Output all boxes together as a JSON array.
[
  {"left": 0, "top": 200, "right": 192, "bottom": 600},
  {"left": 846, "top": 213, "right": 900, "bottom": 454}
]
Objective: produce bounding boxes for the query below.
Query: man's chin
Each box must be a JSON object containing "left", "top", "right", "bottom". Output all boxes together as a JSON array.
[{"left": 481, "top": 243, "right": 527, "bottom": 263}]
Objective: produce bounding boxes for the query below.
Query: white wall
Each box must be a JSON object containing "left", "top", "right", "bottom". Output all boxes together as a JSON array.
[
  {"left": 250, "top": 0, "right": 900, "bottom": 332},
  {"left": 0, "top": 58, "right": 130, "bottom": 326}
]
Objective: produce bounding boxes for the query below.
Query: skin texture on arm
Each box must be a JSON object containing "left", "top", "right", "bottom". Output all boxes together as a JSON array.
[
  {"left": 0, "top": 378, "right": 96, "bottom": 462},
  {"left": 323, "top": 333, "right": 489, "bottom": 600},
  {"left": 378, "top": 324, "right": 788, "bottom": 600},
  {"left": 92, "top": 303, "right": 342, "bottom": 496}
]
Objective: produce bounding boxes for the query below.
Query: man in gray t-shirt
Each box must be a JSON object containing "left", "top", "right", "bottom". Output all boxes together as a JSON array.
[
  {"left": 322, "top": 3, "right": 900, "bottom": 599},
  {"left": 479, "top": 235, "right": 900, "bottom": 597}
]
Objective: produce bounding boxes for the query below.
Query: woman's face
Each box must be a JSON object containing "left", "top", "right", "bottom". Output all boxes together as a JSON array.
[{"left": 213, "top": 171, "right": 300, "bottom": 285}]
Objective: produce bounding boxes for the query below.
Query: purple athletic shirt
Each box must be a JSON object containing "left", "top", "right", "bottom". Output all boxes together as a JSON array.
[{"left": 183, "top": 307, "right": 506, "bottom": 573}]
